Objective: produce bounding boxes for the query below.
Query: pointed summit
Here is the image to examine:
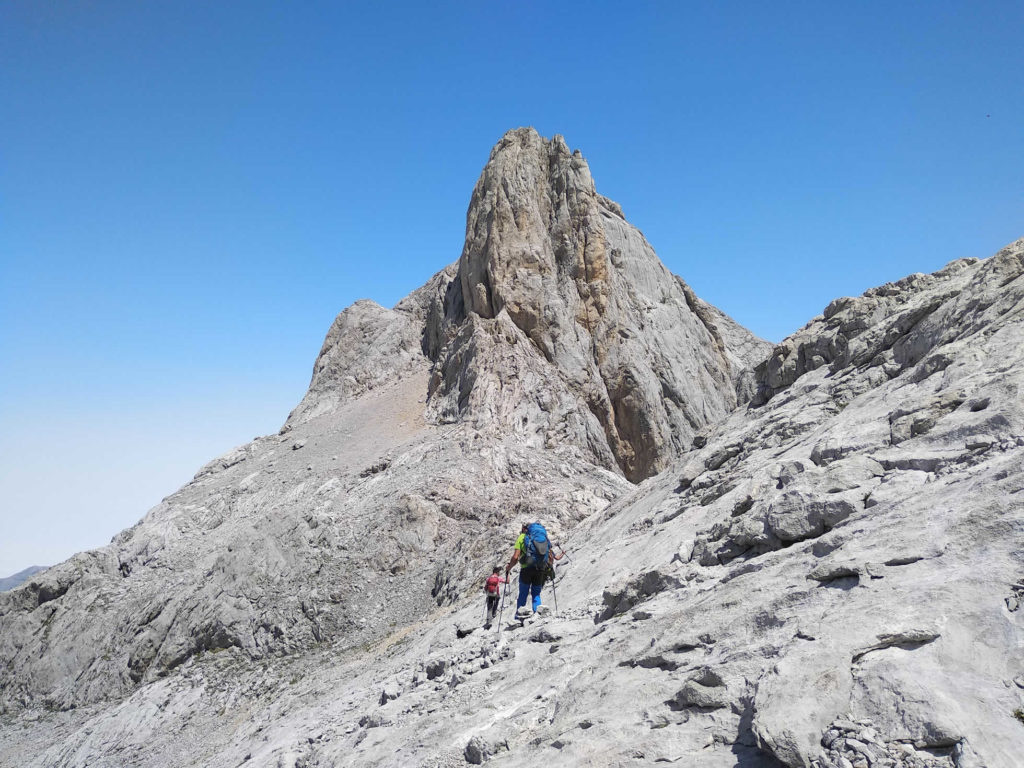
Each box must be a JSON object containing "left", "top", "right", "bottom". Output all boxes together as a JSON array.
[
  {"left": 288, "top": 128, "right": 769, "bottom": 481},
  {"left": 0, "top": 130, "right": 770, "bottom": 715},
  {"left": 426, "top": 127, "right": 770, "bottom": 480}
]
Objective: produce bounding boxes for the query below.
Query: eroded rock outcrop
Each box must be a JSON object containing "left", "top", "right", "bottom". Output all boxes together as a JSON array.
[{"left": 427, "top": 128, "right": 769, "bottom": 481}]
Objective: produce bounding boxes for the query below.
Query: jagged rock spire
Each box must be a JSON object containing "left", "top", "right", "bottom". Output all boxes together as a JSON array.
[
  {"left": 289, "top": 128, "right": 768, "bottom": 481},
  {"left": 427, "top": 127, "right": 769, "bottom": 480}
]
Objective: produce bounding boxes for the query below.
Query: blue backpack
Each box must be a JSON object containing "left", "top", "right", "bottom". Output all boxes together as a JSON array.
[{"left": 521, "top": 522, "right": 551, "bottom": 571}]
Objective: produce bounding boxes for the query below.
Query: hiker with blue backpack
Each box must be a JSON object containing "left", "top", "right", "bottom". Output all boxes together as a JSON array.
[{"left": 504, "top": 521, "right": 564, "bottom": 618}]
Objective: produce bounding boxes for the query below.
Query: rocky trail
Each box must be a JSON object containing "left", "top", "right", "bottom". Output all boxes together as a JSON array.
[{"left": 1, "top": 129, "right": 1022, "bottom": 767}]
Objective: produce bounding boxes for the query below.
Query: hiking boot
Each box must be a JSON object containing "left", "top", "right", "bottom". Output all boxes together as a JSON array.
[{"left": 535, "top": 604, "right": 551, "bottom": 617}]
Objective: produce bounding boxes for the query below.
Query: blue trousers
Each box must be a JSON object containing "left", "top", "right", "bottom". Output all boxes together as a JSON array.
[{"left": 516, "top": 569, "right": 543, "bottom": 611}]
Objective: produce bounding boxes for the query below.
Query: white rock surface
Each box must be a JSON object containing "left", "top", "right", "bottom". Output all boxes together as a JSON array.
[{"left": 1, "top": 131, "right": 1022, "bottom": 768}]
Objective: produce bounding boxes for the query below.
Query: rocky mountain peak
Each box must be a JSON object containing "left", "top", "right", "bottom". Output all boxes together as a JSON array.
[
  {"left": 424, "top": 127, "right": 770, "bottom": 481},
  {"left": 457, "top": 126, "right": 606, "bottom": 325},
  {"left": 288, "top": 128, "right": 769, "bottom": 482}
]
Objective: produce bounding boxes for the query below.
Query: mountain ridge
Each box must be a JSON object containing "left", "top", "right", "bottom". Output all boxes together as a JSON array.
[
  {"left": 0, "top": 566, "right": 48, "bottom": 593},
  {"left": 0, "top": 131, "right": 1021, "bottom": 768}
]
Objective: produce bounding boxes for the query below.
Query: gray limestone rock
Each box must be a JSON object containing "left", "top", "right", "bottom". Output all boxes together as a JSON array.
[
  {"left": 1, "top": 133, "right": 1022, "bottom": 768},
  {"left": 427, "top": 128, "right": 770, "bottom": 481}
]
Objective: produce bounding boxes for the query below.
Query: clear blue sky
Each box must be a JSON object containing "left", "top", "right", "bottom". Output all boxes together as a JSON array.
[{"left": 1, "top": 1, "right": 1021, "bottom": 576}]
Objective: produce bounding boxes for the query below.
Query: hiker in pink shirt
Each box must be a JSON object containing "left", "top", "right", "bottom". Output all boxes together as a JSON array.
[{"left": 483, "top": 567, "right": 505, "bottom": 627}]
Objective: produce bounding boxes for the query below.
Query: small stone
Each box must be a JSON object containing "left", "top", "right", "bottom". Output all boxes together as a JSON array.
[
  {"left": 864, "top": 564, "right": 885, "bottom": 580},
  {"left": 424, "top": 659, "right": 447, "bottom": 680},
  {"left": 359, "top": 712, "right": 388, "bottom": 729},
  {"left": 448, "top": 671, "right": 467, "bottom": 690},
  {"left": 822, "top": 729, "right": 842, "bottom": 748},
  {"left": 529, "top": 627, "right": 562, "bottom": 643},
  {"left": 291, "top": 440, "right": 306, "bottom": 451},
  {"left": 672, "top": 674, "right": 729, "bottom": 709},
  {"left": 676, "top": 459, "right": 705, "bottom": 490},
  {"left": 379, "top": 681, "right": 402, "bottom": 705},
  {"left": 464, "top": 736, "right": 490, "bottom": 765}
]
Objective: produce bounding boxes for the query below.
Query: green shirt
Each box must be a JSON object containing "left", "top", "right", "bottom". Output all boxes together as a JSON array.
[{"left": 514, "top": 532, "right": 551, "bottom": 570}]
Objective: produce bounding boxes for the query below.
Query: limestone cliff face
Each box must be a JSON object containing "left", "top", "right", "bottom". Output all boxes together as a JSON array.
[{"left": 426, "top": 128, "right": 770, "bottom": 481}]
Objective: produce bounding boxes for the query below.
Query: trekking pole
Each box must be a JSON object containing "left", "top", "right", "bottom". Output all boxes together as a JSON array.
[
  {"left": 550, "top": 569, "right": 559, "bottom": 616},
  {"left": 497, "top": 578, "right": 508, "bottom": 635}
]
